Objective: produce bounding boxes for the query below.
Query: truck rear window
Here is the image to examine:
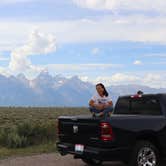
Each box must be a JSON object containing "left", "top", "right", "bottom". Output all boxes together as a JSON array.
[{"left": 115, "top": 96, "right": 161, "bottom": 115}]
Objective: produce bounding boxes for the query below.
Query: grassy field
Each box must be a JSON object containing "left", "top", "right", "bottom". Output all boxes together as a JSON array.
[
  {"left": 0, "top": 107, "right": 89, "bottom": 127},
  {"left": 0, "top": 107, "right": 89, "bottom": 158}
]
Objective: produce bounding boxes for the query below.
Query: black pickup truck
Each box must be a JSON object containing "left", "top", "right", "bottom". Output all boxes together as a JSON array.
[{"left": 57, "top": 93, "right": 166, "bottom": 166}]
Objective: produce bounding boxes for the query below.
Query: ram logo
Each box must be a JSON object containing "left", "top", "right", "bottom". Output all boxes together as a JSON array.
[{"left": 73, "top": 125, "right": 78, "bottom": 133}]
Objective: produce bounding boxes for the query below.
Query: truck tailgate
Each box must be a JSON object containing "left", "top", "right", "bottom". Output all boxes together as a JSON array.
[{"left": 58, "top": 115, "right": 101, "bottom": 145}]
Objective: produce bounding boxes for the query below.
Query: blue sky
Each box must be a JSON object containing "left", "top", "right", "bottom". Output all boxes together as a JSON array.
[{"left": 0, "top": 0, "right": 166, "bottom": 88}]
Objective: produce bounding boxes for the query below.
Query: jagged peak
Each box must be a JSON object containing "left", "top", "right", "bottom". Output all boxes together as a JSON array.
[
  {"left": 17, "top": 73, "right": 27, "bottom": 80},
  {"left": 35, "top": 70, "right": 54, "bottom": 81},
  {"left": 70, "top": 75, "right": 81, "bottom": 81}
]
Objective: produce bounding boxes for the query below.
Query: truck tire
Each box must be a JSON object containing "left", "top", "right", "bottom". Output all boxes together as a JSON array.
[
  {"left": 129, "top": 141, "right": 160, "bottom": 166},
  {"left": 82, "top": 158, "right": 102, "bottom": 165}
]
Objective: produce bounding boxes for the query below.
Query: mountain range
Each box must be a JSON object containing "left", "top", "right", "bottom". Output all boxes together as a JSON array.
[{"left": 0, "top": 71, "right": 165, "bottom": 107}]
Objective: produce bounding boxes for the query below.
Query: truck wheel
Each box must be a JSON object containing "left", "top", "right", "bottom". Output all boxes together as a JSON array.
[
  {"left": 82, "top": 158, "right": 102, "bottom": 165},
  {"left": 129, "top": 141, "right": 160, "bottom": 166}
]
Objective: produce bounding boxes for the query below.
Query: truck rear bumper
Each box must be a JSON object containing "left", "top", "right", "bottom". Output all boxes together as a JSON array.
[{"left": 56, "top": 142, "right": 130, "bottom": 161}]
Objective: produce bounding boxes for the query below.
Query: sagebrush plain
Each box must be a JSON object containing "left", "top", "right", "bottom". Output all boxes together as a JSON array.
[{"left": 0, "top": 107, "right": 89, "bottom": 158}]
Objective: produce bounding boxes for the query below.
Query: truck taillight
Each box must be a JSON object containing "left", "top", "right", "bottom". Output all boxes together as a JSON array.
[{"left": 100, "top": 122, "right": 114, "bottom": 141}]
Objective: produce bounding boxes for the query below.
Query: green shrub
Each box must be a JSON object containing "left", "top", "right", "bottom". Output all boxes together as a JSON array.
[
  {"left": 0, "top": 127, "right": 27, "bottom": 148},
  {"left": 0, "top": 107, "right": 88, "bottom": 149},
  {"left": 6, "top": 132, "right": 21, "bottom": 148},
  {"left": 0, "top": 128, "right": 8, "bottom": 146},
  {"left": 0, "top": 122, "right": 57, "bottom": 148},
  {"left": 29, "top": 122, "right": 56, "bottom": 145},
  {"left": 17, "top": 122, "right": 33, "bottom": 137}
]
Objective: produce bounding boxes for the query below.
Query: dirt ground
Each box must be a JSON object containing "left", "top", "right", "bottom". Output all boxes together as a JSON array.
[
  {"left": 0, "top": 153, "right": 166, "bottom": 166},
  {"left": 0, "top": 153, "right": 125, "bottom": 166}
]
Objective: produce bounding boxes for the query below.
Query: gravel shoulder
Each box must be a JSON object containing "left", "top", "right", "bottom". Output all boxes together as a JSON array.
[
  {"left": 0, "top": 153, "right": 165, "bottom": 166},
  {"left": 0, "top": 153, "right": 124, "bottom": 166}
]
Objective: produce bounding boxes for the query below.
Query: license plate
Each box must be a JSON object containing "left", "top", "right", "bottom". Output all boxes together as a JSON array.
[{"left": 75, "top": 144, "right": 84, "bottom": 152}]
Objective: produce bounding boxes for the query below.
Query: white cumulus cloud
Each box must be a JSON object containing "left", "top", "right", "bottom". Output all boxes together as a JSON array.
[
  {"left": 45, "top": 63, "right": 123, "bottom": 72},
  {"left": 110, "top": 73, "right": 140, "bottom": 83},
  {"left": 1, "top": 15, "right": 166, "bottom": 49},
  {"left": 133, "top": 60, "right": 142, "bottom": 65},
  {"left": 9, "top": 29, "right": 56, "bottom": 74},
  {"left": 92, "top": 47, "right": 100, "bottom": 55},
  {"left": 73, "top": 0, "right": 166, "bottom": 14},
  {"left": 86, "top": 73, "right": 141, "bottom": 87},
  {"left": 91, "top": 72, "right": 166, "bottom": 88},
  {"left": 0, "top": 55, "right": 9, "bottom": 61}
]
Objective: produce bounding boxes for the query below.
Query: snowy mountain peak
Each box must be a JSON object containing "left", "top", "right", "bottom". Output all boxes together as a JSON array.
[
  {"left": 37, "top": 70, "right": 52, "bottom": 80},
  {"left": 17, "top": 73, "right": 27, "bottom": 80},
  {"left": 0, "top": 72, "right": 165, "bottom": 106}
]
